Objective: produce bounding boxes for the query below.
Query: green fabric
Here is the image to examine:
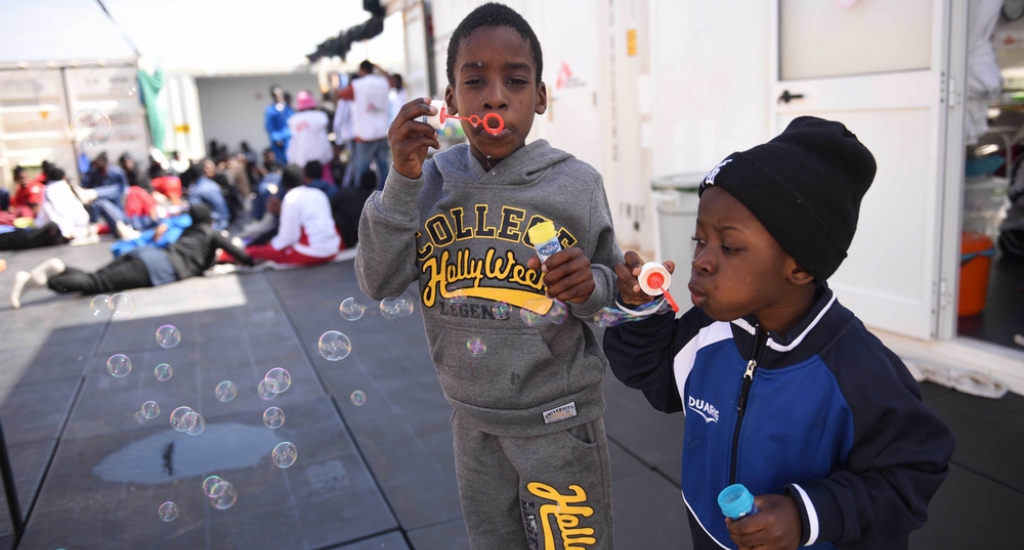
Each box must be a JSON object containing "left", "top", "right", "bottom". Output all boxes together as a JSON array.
[{"left": 137, "top": 67, "right": 167, "bottom": 151}]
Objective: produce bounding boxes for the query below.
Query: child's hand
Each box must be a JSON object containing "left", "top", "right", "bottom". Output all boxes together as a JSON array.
[
  {"left": 613, "top": 251, "right": 675, "bottom": 306},
  {"left": 388, "top": 98, "right": 441, "bottom": 180},
  {"left": 527, "top": 248, "right": 595, "bottom": 304},
  {"left": 725, "top": 494, "right": 802, "bottom": 550}
]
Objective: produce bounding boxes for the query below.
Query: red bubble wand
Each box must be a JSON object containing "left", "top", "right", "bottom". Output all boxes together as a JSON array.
[{"left": 439, "top": 107, "right": 505, "bottom": 136}]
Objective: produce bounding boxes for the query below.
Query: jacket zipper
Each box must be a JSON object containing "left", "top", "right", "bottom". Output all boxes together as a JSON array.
[{"left": 729, "top": 324, "right": 767, "bottom": 485}]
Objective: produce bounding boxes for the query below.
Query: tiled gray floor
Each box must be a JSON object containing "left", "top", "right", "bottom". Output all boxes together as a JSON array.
[
  {"left": 910, "top": 463, "right": 1024, "bottom": 548},
  {"left": 0, "top": 378, "right": 80, "bottom": 447},
  {"left": 603, "top": 369, "right": 684, "bottom": 486},
  {"left": 0, "top": 439, "right": 56, "bottom": 536},
  {"left": 927, "top": 390, "right": 1024, "bottom": 492},
  {"left": 266, "top": 264, "right": 465, "bottom": 532},
  {"left": 607, "top": 441, "right": 692, "bottom": 548},
  {"left": 918, "top": 381, "right": 954, "bottom": 401},
  {"left": 406, "top": 519, "right": 471, "bottom": 550},
  {"left": 19, "top": 397, "right": 395, "bottom": 549},
  {"left": 334, "top": 531, "right": 410, "bottom": 549},
  {"left": 1, "top": 247, "right": 1020, "bottom": 548}
]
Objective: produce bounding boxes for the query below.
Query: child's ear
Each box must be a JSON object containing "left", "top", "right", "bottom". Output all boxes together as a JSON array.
[
  {"left": 535, "top": 82, "right": 548, "bottom": 115},
  {"left": 444, "top": 85, "right": 457, "bottom": 115},
  {"left": 788, "top": 262, "right": 815, "bottom": 286}
]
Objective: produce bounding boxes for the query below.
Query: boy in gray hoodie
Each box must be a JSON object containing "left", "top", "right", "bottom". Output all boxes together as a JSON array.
[{"left": 355, "top": 4, "right": 621, "bottom": 549}]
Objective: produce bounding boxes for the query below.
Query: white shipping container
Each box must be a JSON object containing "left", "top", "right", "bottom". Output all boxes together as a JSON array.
[{"left": 0, "top": 63, "right": 151, "bottom": 189}]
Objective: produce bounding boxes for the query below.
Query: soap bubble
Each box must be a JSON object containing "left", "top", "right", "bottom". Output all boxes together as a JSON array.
[
  {"left": 339, "top": 297, "right": 366, "bottom": 321},
  {"left": 215, "top": 380, "right": 237, "bottom": 402},
  {"left": 185, "top": 413, "right": 205, "bottom": 436},
  {"left": 257, "top": 380, "right": 277, "bottom": 401},
  {"left": 157, "top": 501, "right": 178, "bottom": 522},
  {"left": 263, "top": 368, "right": 291, "bottom": 394},
  {"left": 107, "top": 293, "right": 135, "bottom": 318},
  {"left": 202, "top": 475, "right": 226, "bottom": 498},
  {"left": 466, "top": 337, "right": 487, "bottom": 357},
  {"left": 209, "top": 481, "right": 237, "bottom": 510},
  {"left": 90, "top": 294, "right": 110, "bottom": 316},
  {"left": 134, "top": 410, "right": 148, "bottom": 424},
  {"left": 592, "top": 309, "right": 624, "bottom": 328},
  {"left": 141, "top": 401, "right": 160, "bottom": 419},
  {"left": 169, "top": 406, "right": 197, "bottom": 432},
  {"left": 350, "top": 390, "right": 366, "bottom": 406},
  {"left": 318, "top": 331, "right": 352, "bottom": 361},
  {"left": 155, "top": 325, "right": 181, "bottom": 348},
  {"left": 106, "top": 354, "right": 131, "bottom": 377},
  {"left": 491, "top": 302, "right": 511, "bottom": 319},
  {"left": 520, "top": 298, "right": 568, "bottom": 327},
  {"left": 153, "top": 363, "right": 172, "bottom": 382},
  {"left": 262, "top": 406, "right": 285, "bottom": 429},
  {"left": 447, "top": 291, "right": 468, "bottom": 307},
  {"left": 272, "top": 442, "right": 297, "bottom": 468},
  {"left": 379, "top": 296, "right": 414, "bottom": 320},
  {"left": 72, "top": 109, "right": 112, "bottom": 145}
]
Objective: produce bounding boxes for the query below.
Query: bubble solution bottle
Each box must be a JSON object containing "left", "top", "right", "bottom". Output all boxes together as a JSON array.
[
  {"left": 718, "top": 484, "right": 760, "bottom": 520},
  {"left": 528, "top": 221, "right": 562, "bottom": 263}
]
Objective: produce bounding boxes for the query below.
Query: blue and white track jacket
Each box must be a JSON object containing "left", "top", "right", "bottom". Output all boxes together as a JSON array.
[{"left": 604, "top": 285, "right": 955, "bottom": 549}]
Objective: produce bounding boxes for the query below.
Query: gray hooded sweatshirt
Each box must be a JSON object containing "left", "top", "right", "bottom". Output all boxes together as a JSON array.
[{"left": 355, "top": 140, "right": 622, "bottom": 437}]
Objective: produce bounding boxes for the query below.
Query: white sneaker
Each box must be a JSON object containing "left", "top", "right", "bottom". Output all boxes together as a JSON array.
[
  {"left": 70, "top": 234, "right": 101, "bottom": 246},
  {"left": 116, "top": 222, "right": 141, "bottom": 241},
  {"left": 10, "top": 271, "right": 31, "bottom": 309}
]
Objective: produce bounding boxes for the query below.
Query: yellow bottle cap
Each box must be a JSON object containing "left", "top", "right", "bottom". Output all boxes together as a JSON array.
[{"left": 528, "top": 221, "right": 557, "bottom": 245}]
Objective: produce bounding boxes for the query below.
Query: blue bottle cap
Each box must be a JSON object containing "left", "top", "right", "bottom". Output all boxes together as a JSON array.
[{"left": 718, "top": 484, "right": 755, "bottom": 519}]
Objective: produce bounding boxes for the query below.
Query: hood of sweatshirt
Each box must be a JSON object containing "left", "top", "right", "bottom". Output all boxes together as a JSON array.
[{"left": 431, "top": 140, "right": 574, "bottom": 187}]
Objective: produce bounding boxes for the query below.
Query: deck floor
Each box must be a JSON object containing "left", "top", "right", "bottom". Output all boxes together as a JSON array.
[{"left": 0, "top": 241, "right": 1019, "bottom": 549}]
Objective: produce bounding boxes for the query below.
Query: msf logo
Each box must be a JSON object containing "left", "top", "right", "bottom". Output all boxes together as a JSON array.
[
  {"left": 688, "top": 396, "right": 720, "bottom": 424},
  {"left": 703, "top": 158, "right": 732, "bottom": 187}
]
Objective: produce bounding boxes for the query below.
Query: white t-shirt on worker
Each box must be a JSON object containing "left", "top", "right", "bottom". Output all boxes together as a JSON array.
[
  {"left": 286, "top": 109, "right": 334, "bottom": 168},
  {"left": 36, "top": 180, "right": 90, "bottom": 239},
  {"left": 351, "top": 74, "right": 391, "bottom": 141},
  {"left": 388, "top": 88, "right": 407, "bottom": 123},
  {"left": 333, "top": 100, "right": 355, "bottom": 144},
  {"left": 271, "top": 186, "right": 340, "bottom": 258}
]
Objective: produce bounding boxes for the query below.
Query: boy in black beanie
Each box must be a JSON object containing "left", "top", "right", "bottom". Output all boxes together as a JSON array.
[{"left": 604, "top": 117, "right": 955, "bottom": 550}]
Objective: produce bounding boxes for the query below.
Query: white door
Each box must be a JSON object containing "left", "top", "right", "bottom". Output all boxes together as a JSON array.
[{"left": 769, "top": 0, "right": 965, "bottom": 340}]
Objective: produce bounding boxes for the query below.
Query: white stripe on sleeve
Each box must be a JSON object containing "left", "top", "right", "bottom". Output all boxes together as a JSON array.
[{"left": 790, "top": 484, "right": 820, "bottom": 546}]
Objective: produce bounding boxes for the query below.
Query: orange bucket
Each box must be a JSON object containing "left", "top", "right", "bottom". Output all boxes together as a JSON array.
[{"left": 958, "top": 231, "right": 995, "bottom": 317}]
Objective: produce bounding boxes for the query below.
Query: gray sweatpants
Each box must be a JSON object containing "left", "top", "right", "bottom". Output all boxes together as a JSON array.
[{"left": 452, "top": 411, "right": 614, "bottom": 550}]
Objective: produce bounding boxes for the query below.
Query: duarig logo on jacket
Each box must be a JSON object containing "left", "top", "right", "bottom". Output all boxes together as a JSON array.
[
  {"left": 604, "top": 284, "right": 956, "bottom": 550},
  {"left": 686, "top": 396, "right": 719, "bottom": 424}
]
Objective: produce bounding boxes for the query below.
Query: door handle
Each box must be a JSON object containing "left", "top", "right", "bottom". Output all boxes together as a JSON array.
[{"left": 778, "top": 90, "right": 804, "bottom": 104}]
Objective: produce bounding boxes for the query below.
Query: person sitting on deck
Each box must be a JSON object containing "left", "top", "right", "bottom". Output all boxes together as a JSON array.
[
  {"left": 244, "top": 165, "right": 340, "bottom": 266},
  {"left": 10, "top": 203, "right": 252, "bottom": 309}
]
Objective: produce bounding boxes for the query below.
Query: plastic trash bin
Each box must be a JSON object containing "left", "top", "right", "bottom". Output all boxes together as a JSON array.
[
  {"left": 963, "top": 176, "right": 1010, "bottom": 239},
  {"left": 652, "top": 173, "right": 704, "bottom": 310},
  {"left": 959, "top": 231, "right": 996, "bottom": 317}
]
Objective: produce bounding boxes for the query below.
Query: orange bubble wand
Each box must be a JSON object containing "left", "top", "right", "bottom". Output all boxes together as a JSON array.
[{"left": 439, "top": 106, "right": 505, "bottom": 135}]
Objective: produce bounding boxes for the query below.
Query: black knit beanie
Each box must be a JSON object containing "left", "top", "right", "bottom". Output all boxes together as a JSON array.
[{"left": 698, "top": 116, "right": 876, "bottom": 280}]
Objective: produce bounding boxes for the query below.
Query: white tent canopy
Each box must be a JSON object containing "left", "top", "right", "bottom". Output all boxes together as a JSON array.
[
  {"left": 1, "top": 0, "right": 404, "bottom": 74},
  {"left": 0, "top": 0, "right": 136, "bottom": 65}
]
